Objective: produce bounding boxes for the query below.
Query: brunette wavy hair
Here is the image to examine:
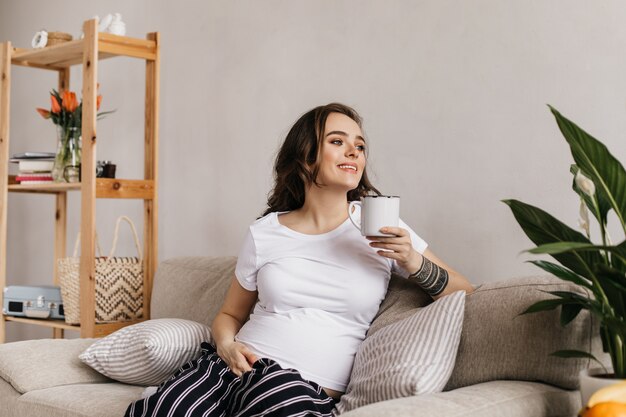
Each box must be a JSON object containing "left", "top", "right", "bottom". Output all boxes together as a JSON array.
[{"left": 262, "top": 103, "right": 381, "bottom": 216}]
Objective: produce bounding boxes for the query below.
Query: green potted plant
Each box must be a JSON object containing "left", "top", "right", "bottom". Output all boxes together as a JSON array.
[{"left": 502, "top": 106, "right": 626, "bottom": 401}]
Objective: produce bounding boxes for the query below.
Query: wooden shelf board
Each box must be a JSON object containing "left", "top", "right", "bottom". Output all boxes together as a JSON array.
[
  {"left": 96, "top": 178, "right": 155, "bottom": 199},
  {"left": 8, "top": 178, "right": 80, "bottom": 193},
  {"left": 8, "top": 177, "right": 155, "bottom": 199},
  {"left": 11, "top": 34, "right": 156, "bottom": 69},
  {"left": 93, "top": 319, "right": 147, "bottom": 338},
  {"left": 4, "top": 315, "right": 79, "bottom": 331},
  {"left": 4, "top": 315, "right": 146, "bottom": 336}
]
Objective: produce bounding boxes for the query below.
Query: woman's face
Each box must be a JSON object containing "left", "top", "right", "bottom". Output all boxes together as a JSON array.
[{"left": 315, "top": 112, "right": 366, "bottom": 191}]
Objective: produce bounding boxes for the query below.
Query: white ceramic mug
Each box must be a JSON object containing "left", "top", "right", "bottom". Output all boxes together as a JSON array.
[{"left": 348, "top": 195, "right": 400, "bottom": 237}]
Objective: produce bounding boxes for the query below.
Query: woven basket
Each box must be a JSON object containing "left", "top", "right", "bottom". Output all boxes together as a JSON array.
[
  {"left": 47, "top": 31, "right": 73, "bottom": 46},
  {"left": 58, "top": 216, "right": 143, "bottom": 324}
]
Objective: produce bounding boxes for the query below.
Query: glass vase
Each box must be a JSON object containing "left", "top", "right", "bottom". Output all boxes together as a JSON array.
[{"left": 52, "top": 126, "right": 82, "bottom": 183}]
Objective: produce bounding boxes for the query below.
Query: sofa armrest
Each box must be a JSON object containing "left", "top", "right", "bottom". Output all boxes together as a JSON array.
[
  {"left": 0, "top": 338, "right": 110, "bottom": 394},
  {"left": 444, "top": 275, "right": 607, "bottom": 391}
]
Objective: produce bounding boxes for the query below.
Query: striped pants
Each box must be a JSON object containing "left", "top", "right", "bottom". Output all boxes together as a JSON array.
[{"left": 124, "top": 342, "right": 337, "bottom": 417}]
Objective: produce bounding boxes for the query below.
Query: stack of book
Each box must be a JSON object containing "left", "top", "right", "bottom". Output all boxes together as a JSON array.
[{"left": 10, "top": 152, "right": 55, "bottom": 184}]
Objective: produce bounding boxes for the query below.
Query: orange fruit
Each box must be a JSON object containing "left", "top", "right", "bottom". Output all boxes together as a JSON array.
[{"left": 582, "top": 402, "right": 626, "bottom": 417}]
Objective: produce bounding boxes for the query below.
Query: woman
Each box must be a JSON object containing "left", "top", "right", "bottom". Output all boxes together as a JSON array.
[{"left": 126, "top": 103, "right": 472, "bottom": 417}]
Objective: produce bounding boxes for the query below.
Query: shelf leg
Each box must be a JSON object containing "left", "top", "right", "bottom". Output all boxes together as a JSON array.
[
  {"left": 143, "top": 32, "right": 160, "bottom": 320},
  {"left": 79, "top": 19, "right": 99, "bottom": 338},
  {"left": 0, "top": 41, "right": 12, "bottom": 344}
]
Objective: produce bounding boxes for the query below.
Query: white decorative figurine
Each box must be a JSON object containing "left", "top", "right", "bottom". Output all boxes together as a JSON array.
[
  {"left": 95, "top": 13, "right": 126, "bottom": 36},
  {"left": 108, "top": 13, "right": 126, "bottom": 36},
  {"left": 31, "top": 30, "right": 48, "bottom": 48},
  {"left": 97, "top": 14, "right": 113, "bottom": 32}
]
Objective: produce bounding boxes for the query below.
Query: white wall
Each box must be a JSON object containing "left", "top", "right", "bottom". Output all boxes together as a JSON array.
[{"left": 1, "top": 0, "right": 625, "bottom": 342}]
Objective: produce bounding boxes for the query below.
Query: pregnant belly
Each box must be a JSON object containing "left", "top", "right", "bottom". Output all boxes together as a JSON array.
[{"left": 323, "top": 387, "right": 343, "bottom": 400}]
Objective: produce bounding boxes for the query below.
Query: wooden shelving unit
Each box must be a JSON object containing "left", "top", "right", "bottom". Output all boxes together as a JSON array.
[{"left": 0, "top": 19, "right": 160, "bottom": 342}]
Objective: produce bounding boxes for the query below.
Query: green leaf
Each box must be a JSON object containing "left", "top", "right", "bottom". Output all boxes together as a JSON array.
[
  {"left": 600, "top": 326, "right": 610, "bottom": 353},
  {"left": 545, "top": 290, "right": 594, "bottom": 305},
  {"left": 528, "top": 260, "right": 592, "bottom": 289},
  {"left": 529, "top": 242, "right": 626, "bottom": 266},
  {"left": 97, "top": 110, "right": 116, "bottom": 117},
  {"left": 528, "top": 241, "right": 600, "bottom": 255},
  {"left": 544, "top": 290, "right": 603, "bottom": 316},
  {"left": 603, "top": 316, "right": 626, "bottom": 337},
  {"left": 520, "top": 298, "right": 570, "bottom": 315},
  {"left": 502, "top": 199, "right": 602, "bottom": 278},
  {"left": 550, "top": 106, "right": 626, "bottom": 231},
  {"left": 551, "top": 349, "right": 598, "bottom": 360},
  {"left": 614, "top": 240, "right": 626, "bottom": 273},
  {"left": 560, "top": 303, "right": 584, "bottom": 326},
  {"left": 595, "top": 264, "right": 626, "bottom": 292},
  {"left": 550, "top": 350, "right": 608, "bottom": 373}
]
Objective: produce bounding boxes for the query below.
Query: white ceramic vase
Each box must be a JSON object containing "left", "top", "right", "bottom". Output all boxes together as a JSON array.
[{"left": 579, "top": 367, "right": 625, "bottom": 406}]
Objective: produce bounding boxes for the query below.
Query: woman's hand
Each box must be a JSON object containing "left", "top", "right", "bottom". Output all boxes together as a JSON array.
[
  {"left": 216, "top": 341, "right": 259, "bottom": 377},
  {"left": 367, "top": 227, "right": 423, "bottom": 274}
]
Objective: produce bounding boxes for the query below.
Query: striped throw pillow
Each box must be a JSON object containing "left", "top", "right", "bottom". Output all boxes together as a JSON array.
[
  {"left": 336, "top": 290, "right": 465, "bottom": 413},
  {"left": 79, "top": 318, "right": 212, "bottom": 386}
]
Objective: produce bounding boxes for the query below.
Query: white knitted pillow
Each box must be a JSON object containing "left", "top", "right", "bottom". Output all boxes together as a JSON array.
[
  {"left": 336, "top": 291, "right": 465, "bottom": 413},
  {"left": 79, "top": 318, "right": 212, "bottom": 386}
]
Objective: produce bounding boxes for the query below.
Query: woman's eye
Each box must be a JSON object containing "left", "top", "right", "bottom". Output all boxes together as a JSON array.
[
  {"left": 357, "top": 145, "right": 366, "bottom": 151},
  {"left": 331, "top": 139, "right": 343, "bottom": 145}
]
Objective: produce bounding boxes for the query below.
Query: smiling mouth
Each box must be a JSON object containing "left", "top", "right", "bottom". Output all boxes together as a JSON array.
[
  {"left": 337, "top": 165, "right": 357, "bottom": 174},
  {"left": 338, "top": 164, "right": 358, "bottom": 173}
]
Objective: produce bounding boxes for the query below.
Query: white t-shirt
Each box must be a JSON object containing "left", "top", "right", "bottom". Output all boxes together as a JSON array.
[{"left": 234, "top": 209, "right": 428, "bottom": 392}]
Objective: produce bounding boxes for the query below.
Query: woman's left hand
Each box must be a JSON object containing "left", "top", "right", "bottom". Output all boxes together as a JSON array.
[{"left": 367, "top": 227, "right": 423, "bottom": 274}]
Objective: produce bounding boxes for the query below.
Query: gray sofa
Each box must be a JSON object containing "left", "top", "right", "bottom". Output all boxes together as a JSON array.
[{"left": 0, "top": 256, "right": 605, "bottom": 417}]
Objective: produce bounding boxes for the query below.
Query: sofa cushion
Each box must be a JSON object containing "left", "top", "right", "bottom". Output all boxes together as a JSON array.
[
  {"left": 16, "top": 382, "right": 144, "bottom": 417},
  {"left": 0, "top": 338, "right": 108, "bottom": 394},
  {"left": 444, "top": 275, "right": 607, "bottom": 391},
  {"left": 151, "top": 257, "right": 236, "bottom": 327},
  {"left": 336, "top": 291, "right": 465, "bottom": 413},
  {"left": 366, "top": 273, "right": 433, "bottom": 337},
  {"left": 366, "top": 274, "right": 605, "bottom": 392},
  {"left": 339, "top": 380, "right": 581, "bottom": 417},
  {"left": 80, "top": 318, "right": 212, "bottom": 386}
]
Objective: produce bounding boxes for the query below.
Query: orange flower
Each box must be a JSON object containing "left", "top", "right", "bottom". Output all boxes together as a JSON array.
[
  {"left": 50, "top": 94, "right": 61, "bottom": 113},
  {"left": 62, "top": 91, "right": 79, "bottom": 112},
  {"left": 97, "top": 95, "right": 102, "bottom": 111},
  {"left": 36, "top": 108, "right": 51, "bottom": 119}
]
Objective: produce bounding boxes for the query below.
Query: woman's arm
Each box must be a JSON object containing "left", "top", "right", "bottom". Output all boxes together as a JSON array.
[
  {"left": 367, "top": 226, "right": 473, "bottom": 300},
  {"left": 414, "top": 248, "right": 474, "bottom": 299},
  {"left": 211, "top": 275, "right": 259, "bottom": 376}
]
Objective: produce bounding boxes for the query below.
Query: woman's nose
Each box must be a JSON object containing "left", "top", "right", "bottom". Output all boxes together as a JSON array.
[{"left": 346, "top": 145, "right": 359, "bottom": 159}]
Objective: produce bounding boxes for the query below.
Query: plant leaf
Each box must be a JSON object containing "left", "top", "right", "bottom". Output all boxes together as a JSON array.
[
  {"left": 595, "top": 264, "right": 626, "bottom": 293},
  {"left": 528, "top": 260, "right": 592, "bottom": 289},
  {"left": 96, "top": 110, "right": 116, "bottom": 119},
  {"left": 520, "top": 298, "right": 571, "bottom": 315},
  {"left": 560, "top": 303, "right": 584, "bottom": 326},
  {"left": 528, "top": 241, "right": 600, "bottom": 255},
  {"left": 529, "top": 242, "right": 626, "bottom": 265},
  {"left": 550, "top": 350, "right": 608, "bottom": 373},
  {"left": 543, "top": 290, "right": 603, "bottom": 315},
  {"left": 545, "top": 290, "right": 594, "bottom": 306},
  {"left": 603, "top": 317, "right": 626, "bottom": 337},
  {"left": 502, "top": 199, "right": 602, "bottom": 278},
  {"left": 550, "top": 349, "right": 598, "bottom": 360},
  {"left": 614, "top": 240, "right": 626, "bottom": 273},
  {"left": 550, "top": 106, "right": 626, "bottom": 230}
]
